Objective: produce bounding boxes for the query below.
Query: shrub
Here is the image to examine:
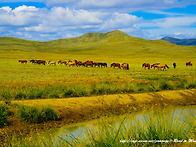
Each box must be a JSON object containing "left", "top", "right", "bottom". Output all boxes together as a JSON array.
[
  {"left": 159, "top": 81, "right": 174, "bottom": 90},
  {"left": 0, "top": 104, "right": 9, "bottom": 128},
  {"left": 17, "top": 105, "right": 59, "bottom": 124}
]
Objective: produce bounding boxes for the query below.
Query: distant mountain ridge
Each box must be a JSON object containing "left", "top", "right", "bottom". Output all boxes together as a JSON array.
[
  {"left": 0, "top": 30, "right": 195, "bottom": 58},
  {"left": 161, "top": 37, "right": 196, "bottom": 46}
]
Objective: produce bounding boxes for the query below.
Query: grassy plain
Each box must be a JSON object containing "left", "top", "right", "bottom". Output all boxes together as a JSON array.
[{"left": 0, "top": 30, "right": 196, "bottom": 145}]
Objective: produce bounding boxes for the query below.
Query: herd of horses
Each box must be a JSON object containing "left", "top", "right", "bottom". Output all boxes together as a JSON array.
[
  {"left": 142, "top": 61, "right": 192, "bottom": 71},
  {"left": 18, "top": 60, "right": 192, "bottom": 71},
  {"left": 142, "top": 63, "right": 169, "bottom": 71}
]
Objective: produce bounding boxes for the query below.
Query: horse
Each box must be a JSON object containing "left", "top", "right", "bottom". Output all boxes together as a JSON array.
[
  {"left": 142, "top": 63, "right": 150, "bottom": 69},
  {"left": 151, "top": 63, "right": 160, "bottom": 69},
  {"left": 121, "top": 63, "right": 129, "bottom": 70},
  {"left": 58, "top": 60, "right": 66, "bottom": 65},
  {"left": 37, "top": 60, "right": 46, "bottom": 65},
  {"left": 186, "top": 61, "right": 192, "bottom": 66},
  {"left": 93, "top": 62, "right": 100, "bottom": 67},
  {"left": 30, "top": 59, "right": 36, "bottom": 64},
  {"left": 173, "top": 62, "right": 177, "bottom": 68},
  {"left": 67, "top": 60, "right": 76, "bottom": 67},
  {"left": 36, "top": 60, "right": 46, "bottom": 65},
  {"left": 111, "top": 63, "right": 121, "bottom": 69},
  {"left": 19, "top": 60, "right": 27, "bottom": 64},
  {"left": 75, "top": 61, "right": 84, "bottom": 67},
  {"left": 99, "top": 63, "right": 107, "bottom": 68},
  {"left": 84, "top": 60, "right": 93, "bottom": 67},
  {"left": 156, "top": 64, "right": 169, "bottom": 71},
  {"left": 48, "top": 61, "right": 56, "bottom": 65}
]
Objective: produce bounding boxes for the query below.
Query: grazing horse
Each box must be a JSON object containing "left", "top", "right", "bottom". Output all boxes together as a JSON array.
[
  {"left": 58, "top": 60, "right": 66, "bottom": 65},
  {"left": 151, "top": 63, "right": 160, "bottom": 69},
  {"left": 84, "top": 60, "right": 93, "bottom": 67},
  {"left": 111, "top": 63, "right": 121, "bottom": 69},
  {"left": 93, "top": 62, "right": 100, "bottom": 67},
  {"left": 121, "top": 63, "right": 129, "bottom": 70},
  {"left": 30, "top": 59, "right": 36, "bottom": 64},
  {"left": 142, "top": 63, "right": 150, "bottom": 69},
  {"left": 156, "top": 64, "right": 169, "bottom": 71},
  {"left": 48, "top": 61, "right": 56, "bottom": 65},
  {"left": 19, "top": 60, "right": 27, "bottom": 64},
  {"left": 186, "top": 61, "right": 192, "bottom": 66},
  {"left": 76, "top": 61, "right": 84, "bottom": 66},
  {"left": 99, "top": 63, "right": 107, "bottom": 67},
  {"left": 67, "top": 60, "right": 76, "bottom": 67},
  {"left": 36, "top": 60, "right": 46, "bottom": 65}
]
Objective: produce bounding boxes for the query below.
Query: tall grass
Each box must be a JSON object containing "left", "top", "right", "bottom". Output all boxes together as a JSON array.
[
  {"left": 9, "top": 107, "right": 196, "bottom": 146},
  {"left": 1, "top": 79, "right": 195, "bottom": 100},
  {"left": 0, "top": 104, "right": 10, "bottom": 128},
  {"left": 17, "top": 105, "right": 60, "bottom": 124}
]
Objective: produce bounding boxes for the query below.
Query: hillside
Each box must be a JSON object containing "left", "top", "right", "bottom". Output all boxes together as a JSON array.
[
  {"left": 162, "top": 37, "right": 196, "bottom": 46},
  {"left": 0, "top": 30, "right": 196, "bottom": 57}
]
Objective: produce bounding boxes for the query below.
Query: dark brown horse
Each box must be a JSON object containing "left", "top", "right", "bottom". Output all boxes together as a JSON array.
[
  {"left": 186, "top": 61, "right": 192, "bottom": 66},
  {"left": 19, "top": 60, "right": 27, "bottom": 64},
  {"left": 75, "top": 60, "right": 84, "bottom": 66},
  {"left": 111, "top": 63, "right": 121, "bottom": 69},
  {"left": 99, "top": 63, "right": 107, "bottom": 67},
  {"left": 93, "top": 62, "right": 100, "bottom": 67},
  {"left": 58, "top": 60, "right": 67, "bottom": 65},
  {"left": 36, "top": 60, "right": 46, "bottom": 65},
  {"left": 142, "top": 63, "right": 150, "bottom": 69}
]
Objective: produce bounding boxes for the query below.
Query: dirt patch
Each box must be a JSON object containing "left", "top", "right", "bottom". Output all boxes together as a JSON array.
[{"left": 0, "top": 89, "right": 196, "bottom": 146}]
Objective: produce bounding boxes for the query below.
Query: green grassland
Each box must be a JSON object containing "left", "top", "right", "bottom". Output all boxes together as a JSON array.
[{"left": 0, "top": 30, "right": 196, "bottom": 100}]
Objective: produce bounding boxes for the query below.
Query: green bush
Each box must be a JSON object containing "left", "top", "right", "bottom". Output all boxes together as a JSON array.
[
  {"left": 17, "top": 105, "right": 59, "bottom": 124},
  {"left": 159, "top": 81, "right": 174, "bottom": 90},
  {"left": 0, "top": 104, "right": 9, "bottom": 128}
]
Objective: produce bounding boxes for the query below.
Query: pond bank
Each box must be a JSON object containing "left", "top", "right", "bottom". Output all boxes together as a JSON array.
[{"left": 0, "top": 89, "right": 196, "bottom": 145}]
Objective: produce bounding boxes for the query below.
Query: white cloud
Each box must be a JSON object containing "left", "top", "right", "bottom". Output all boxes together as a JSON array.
[
  {"left": 140, "top": 16, "right": 196, "bottom": 28},
  {"left": 46, "top": 0, "right": 196, "bottom": 12},
  {"left": 100, "top": 13, "right": 142, "bottom": 30},
  {"left": 0, "top": 4, "right": 196, "bottom": 41},
  {"left": 0, "top": 5, "right": 43, "bottom": 26}
]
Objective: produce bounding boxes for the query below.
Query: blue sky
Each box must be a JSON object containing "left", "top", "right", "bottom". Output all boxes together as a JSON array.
[{"left": 0, "top": 0, "right": 196, "bottom": 41}]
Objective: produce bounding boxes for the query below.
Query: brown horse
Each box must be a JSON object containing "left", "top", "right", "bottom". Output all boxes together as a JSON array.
[
  {"left": 121, "top": 63, "right": 129, "bottom": 70},
  {"left": 151, "top": 63, "right": 160, "bottom": 69},
  {"left": 142, "top": 63, "right": 150, "bottom": 69},
  {"left": 156, "top": 64, "right": 169, "bottom": 71},
  {"left": 93, "top": 62, "right": 100, "bottom": 67},
  {"left": 75, "top": 60, "right": 84, "bottom": 66},
  {"left": 111, "top": 63, "right": 121, "bottom": 69},
  {"left": 36, "top": 60, "right": 46, "bottom": 65},
  {"left": 19, "top": 60, "right": 27, "bottom": 64},
  {"left": 186, "top": 61, "right": 192, "bottom": 66},
  {"left": 58, "top": 60, "right": 66, "bottom": 65},
  {"left": 84, "top": 60, "right": 93, "bottom": 67}
]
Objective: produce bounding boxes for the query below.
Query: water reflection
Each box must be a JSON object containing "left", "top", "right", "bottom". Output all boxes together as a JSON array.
[{"left": 39, "top": 105, "right": 195, "bottom": 142}]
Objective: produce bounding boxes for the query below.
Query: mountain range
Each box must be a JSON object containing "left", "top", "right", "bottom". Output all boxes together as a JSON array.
[
  {"left": 161, "top": 37, "right": 196, "bottom": 46},
  {"left": 0, "top": 30, "right": 195, "bottom": 58}
]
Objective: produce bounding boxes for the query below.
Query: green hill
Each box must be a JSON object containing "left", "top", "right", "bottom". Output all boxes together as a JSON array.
[{"left": 0, "top": 30, "right": 195, "bottom": 58}]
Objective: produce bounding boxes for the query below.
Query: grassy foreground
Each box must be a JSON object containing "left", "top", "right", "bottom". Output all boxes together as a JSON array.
[
  {"left": 9, "top": 106, "right": 195, "bottom": 147},
  {"left": 0, "top": 89, "right": 195, "bottom": 146}
]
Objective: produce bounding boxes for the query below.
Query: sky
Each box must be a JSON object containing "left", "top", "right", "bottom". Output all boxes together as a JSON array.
[{"left": 0, "top": 0, "right": 196, "bottom": 41}]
